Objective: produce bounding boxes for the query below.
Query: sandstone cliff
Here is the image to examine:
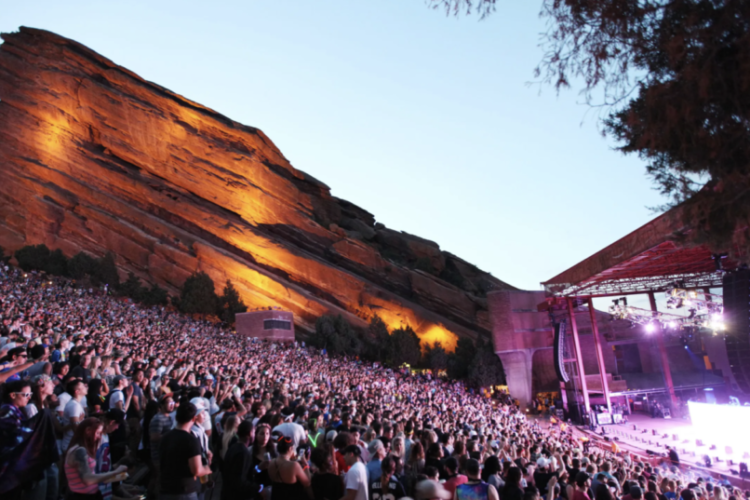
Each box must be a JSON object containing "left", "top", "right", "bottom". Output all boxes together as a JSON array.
[{"left": 0, "top": 27, "right": 515, "bottom": 348}]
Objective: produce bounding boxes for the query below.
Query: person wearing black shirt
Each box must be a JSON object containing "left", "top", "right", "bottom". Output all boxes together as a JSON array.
[
  {"left": 159, "top": 402, "right": 212, "bottom": 500},
  {"left": 222, "top": 420, "right": 260, "bottom": 500},
  {"left": 534, "top": 457, "right": 561, "bottom": 496},
  {"left": 667, "top": 446, "right": 680, "bottom": 466},
  {"left": 310, "top": 446, "right": 344, "bottom": 500},
  {"left": 567, "top": 458, "right": 581, "bottom": 486},
  {"left": 368, "top": 456, "right": 406, "bottom": 500},
  {"left": 502, "top": 467, "right": 524, "bottom": 500}
]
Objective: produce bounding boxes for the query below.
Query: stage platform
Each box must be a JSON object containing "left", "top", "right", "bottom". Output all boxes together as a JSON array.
[{"left": 579, "top": 413, "right": 750, "bottom": 488}]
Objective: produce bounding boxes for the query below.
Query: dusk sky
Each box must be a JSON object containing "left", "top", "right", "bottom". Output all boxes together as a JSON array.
[{"left": 1, "top": 0, "right": 664, "bottom": 290}]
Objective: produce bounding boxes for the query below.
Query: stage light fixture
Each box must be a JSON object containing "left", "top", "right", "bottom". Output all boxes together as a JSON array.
[{"left": 645, "top": 322, "right": 656, "bottom": 334}]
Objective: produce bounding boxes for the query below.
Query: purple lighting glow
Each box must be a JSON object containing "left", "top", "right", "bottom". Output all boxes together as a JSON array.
[{"left": 645, "top": 323, "right": 656, "bottom": 334}]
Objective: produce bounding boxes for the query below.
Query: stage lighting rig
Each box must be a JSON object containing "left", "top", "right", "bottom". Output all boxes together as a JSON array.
[{"left": 609, "top": 289, "right": 724, "bottom": 335}]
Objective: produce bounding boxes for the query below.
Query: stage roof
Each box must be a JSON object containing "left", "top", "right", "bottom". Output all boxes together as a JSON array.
[{"left": 543, "top": 202, "right": 734, "bottom": 297}]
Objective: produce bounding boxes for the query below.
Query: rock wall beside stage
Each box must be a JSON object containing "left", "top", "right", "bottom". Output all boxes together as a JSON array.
[{"left": 0, "top": 27, "right": 516, "bottom": 346}]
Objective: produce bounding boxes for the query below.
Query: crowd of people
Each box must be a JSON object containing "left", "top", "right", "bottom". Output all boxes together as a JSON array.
[{"left": 1, "top": 265, "right": 748, "bottom": 500}]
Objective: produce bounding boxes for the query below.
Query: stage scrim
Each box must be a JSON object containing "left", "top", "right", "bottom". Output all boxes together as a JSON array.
[{"left": 688, "top": 401, "right": 750, "bottom": 455}]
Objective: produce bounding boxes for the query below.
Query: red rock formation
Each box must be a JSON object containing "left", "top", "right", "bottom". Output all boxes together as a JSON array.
[{"left": 0, "top": 27, "right": 515, "bottom": 349}]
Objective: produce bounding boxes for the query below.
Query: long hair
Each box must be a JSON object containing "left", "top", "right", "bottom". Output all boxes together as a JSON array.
[
  {"left": 482, "top": 455, "right": 501, "bottom": 482},
  {"left": 67, "top": 417, "right": 103, "bottom": 458},
  {"left": 221, "top": 415, "right": 239, "bottom": 459},
  {"left": 408, "top": 441, "right": 425, "bottom": 464},
  {"left": 390, "top": 436, "right": 405, "bottom": 458}
]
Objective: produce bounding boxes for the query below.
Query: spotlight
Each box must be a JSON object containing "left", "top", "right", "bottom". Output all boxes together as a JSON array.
[{"left": 645, "top": 323, "right": 656, "bottom": 334}]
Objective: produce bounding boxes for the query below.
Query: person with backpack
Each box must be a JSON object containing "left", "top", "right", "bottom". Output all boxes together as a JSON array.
[{"left": 108, "top": 376, "right": 133, "bottom": 414}]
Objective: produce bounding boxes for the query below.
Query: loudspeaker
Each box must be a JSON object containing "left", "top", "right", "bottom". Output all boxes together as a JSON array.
[
  {"left": 554, "top": 322, "right": 570, "bottom": 383},
  {"left": 697, "top": 439, "right": 704, "bottom": 447},
  {"left": 652, "top": 429, "right": 658, "bottom": 436},
  {"left": 723, "top": 270, "right": 750, "bottom": 393},
  {"left": 633, "top": 424, "right": 638, "bottom": 431},
  {"left": 710, "top": 444, "right": 717, "bottom": 450}
]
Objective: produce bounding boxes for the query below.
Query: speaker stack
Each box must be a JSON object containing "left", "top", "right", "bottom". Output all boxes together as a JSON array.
[{"left": 722, "top": 269, "right": 750, "bottom": 393}]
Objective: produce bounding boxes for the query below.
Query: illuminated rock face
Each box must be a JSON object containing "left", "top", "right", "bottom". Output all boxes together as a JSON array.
[{"left": 0, "top": 27, "right": 515, "bottom": 348}]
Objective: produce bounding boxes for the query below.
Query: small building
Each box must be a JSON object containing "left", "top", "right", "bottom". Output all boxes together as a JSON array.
[{"left": 235, "top": 309, "right": 295, "bottom": 342}]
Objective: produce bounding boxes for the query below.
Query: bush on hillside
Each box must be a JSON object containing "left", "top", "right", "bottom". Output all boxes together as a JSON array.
[
  {"left": 68, "top": 252, "right": 98, "bottom": 280},
  {"left": 45, "top": 249, "right": 69, "bottom": 276},
  {"left": 15, "top": 244, "right": 51, "bottom": 272},
  {"left": 0, "top": 246, "right": 10, "bottom": 265},
  {"left": 423, "top": 341, "right": 449, "bottom": 372},
  {"left": 142, "top": 284, "right": 169, "bottom": 307},
  {"left": 94, "top": 252, "right": 120, "bottom": 287},
  {"left": 309, "top": 315, "right": 362, "bottom": 357}
]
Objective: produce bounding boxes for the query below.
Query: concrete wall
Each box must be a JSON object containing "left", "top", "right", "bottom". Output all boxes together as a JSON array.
[
  {"left": 488, "top": 290, "right": 555, "bottom": 408},
  {"left": 235, "top": 310, "right": 295, "bottom": 341}
]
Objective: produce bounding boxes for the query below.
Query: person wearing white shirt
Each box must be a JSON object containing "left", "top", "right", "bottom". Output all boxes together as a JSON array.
[
  {"left": 61, "top": 379, "right": 87, "bottom": 451},
  {"left": 341, "top": 445, "right": 368, "bottom": 500},
  {"left": 273, "top": 411, "right": 307, "bottom": 449}
]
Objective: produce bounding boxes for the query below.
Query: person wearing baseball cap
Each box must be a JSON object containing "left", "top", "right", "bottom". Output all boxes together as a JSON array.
[
  {"left": 189, "top": 397, "right": 212, "bottom": 473},
  {"left": 342, "top": 445, "right": 368, "bottom": 500},
  {"left": 159, "top": 402, "right": 212, "bottom": 498},
  {"left": 574, "top": 472, "right": 592, "bottom": 500},
  {"left": 272, "top": 409, "right": 307, "bottom": 450}
]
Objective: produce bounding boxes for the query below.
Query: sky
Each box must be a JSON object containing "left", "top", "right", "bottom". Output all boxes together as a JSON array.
[{"left": 0, "top": 0, "right": 665, "bottom": 291}]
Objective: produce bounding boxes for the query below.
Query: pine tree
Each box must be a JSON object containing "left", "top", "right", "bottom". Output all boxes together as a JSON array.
[
  {"left": 119, "top": 273, "right": 145, "bottom": 301},
  {"left": 68, "top": 252, "right": 97, "bottom": 280},
  {"left": 387, "top": 326, "right": 421, "bottom": 367},
  {"left": 94, "top": 252, "right": 120, "bottom": 287},
  {"left": 424, "top": 341, "right": 449, "bottom": 372},
  {"left": 179, "top": 271, "right": 218, "bottom": 316},
  {"left": 334, "top": 314, "right": 362, "bottom": 357},
  {"left": 217, "top": 280, "right": 247, "bottom": 324},
  {"left": 309, "top": 315, "right": 340, "bottom": 353},
  {"left": 447, "top": 337, "right": 476, "bottom": 380},
  {"left": 363, "top": 315, "right": 390, "bottom": 362}
]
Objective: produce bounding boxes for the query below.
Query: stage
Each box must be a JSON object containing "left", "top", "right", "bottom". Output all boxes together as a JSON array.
[{"left": 584, "top": 411, "right": 750, "bottom": 486}]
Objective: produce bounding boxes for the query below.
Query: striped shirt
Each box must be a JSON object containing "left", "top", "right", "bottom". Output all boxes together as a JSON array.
[{"left": 65, "top": 446, "right": 99, "bottom": 494}]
